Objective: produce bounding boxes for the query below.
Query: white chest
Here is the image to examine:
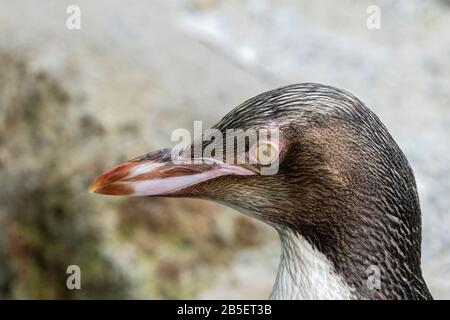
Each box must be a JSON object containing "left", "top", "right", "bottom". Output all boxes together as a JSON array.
[{"left": 270, "top": 232, "right": 353, "bottom": 300}]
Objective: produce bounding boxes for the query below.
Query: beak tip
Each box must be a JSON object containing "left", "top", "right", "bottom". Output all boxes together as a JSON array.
[
  {"left": 88, "top": 177, "right": 103, "bottom": 194},
  {"left": 88, "top": 184, "right": 98, "bottom": 194},
  {"left": 87, "top": 175, "right": 134, "bottom": 196}
]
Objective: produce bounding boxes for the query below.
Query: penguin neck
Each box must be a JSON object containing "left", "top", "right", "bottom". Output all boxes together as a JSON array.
[
  {"left": 269, "top": 223, "right": 432, "bottom": 300},
  {"left": 270, "top": 230, "right": 354, "bottom": 300}
]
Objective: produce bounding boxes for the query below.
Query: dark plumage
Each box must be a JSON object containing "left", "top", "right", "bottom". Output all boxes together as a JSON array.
[{"left": 90, "top": 83, "right": 432, "bottom": 300}]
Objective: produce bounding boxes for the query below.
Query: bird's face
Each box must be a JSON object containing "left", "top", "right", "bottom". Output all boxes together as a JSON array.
[
  {"left": 89, "top": 84, "right": 372, "bottom": 230},
  {"left": 89, "top": 118, "right": 289, "bottom": 224},
  {"left": 89, "top": 108, "right": 350, "bottom": 230}
]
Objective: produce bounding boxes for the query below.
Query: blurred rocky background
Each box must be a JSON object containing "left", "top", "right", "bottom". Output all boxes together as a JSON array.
[{"left": 0, "top": 0, "right": 449, "bottom": 299}]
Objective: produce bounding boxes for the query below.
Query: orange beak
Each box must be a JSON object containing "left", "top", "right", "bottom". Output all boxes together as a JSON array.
[{"left": 88, "top": 148, "right": 255, "bottom": 196}]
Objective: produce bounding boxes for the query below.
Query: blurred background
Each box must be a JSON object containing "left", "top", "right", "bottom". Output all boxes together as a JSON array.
[{"left": 0, "top": 0, "right": 449, "bottom": 299}]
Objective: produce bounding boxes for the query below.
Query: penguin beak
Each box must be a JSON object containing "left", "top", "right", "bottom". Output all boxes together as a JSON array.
[{"left": 88, "top": 148, "right": 255, "bottom": 196}]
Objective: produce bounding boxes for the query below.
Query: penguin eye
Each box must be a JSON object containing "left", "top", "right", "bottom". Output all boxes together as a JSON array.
[{"left": 250, "top": 141, "right": 279, "bottom": 165}]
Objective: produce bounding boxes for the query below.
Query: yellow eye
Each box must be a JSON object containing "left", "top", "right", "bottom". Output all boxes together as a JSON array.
[{"left": 250, "top": 141, "right": 279, "bottom": 165}]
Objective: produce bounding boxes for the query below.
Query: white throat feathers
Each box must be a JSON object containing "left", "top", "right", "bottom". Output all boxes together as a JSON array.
[{"left": 270, "top": 230, "right": 354, "bottom": 300}]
